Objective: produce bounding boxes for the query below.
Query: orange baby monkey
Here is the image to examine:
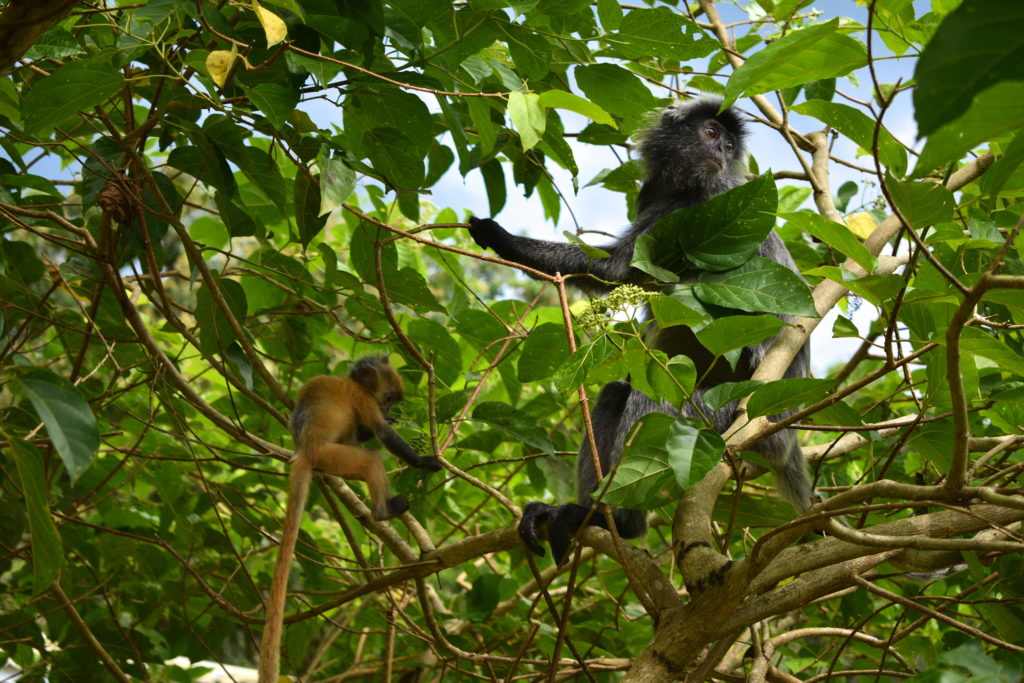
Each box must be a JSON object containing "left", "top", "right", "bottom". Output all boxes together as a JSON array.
[{"left": 259, "top": 356, "right": 442, "bottom": 683}]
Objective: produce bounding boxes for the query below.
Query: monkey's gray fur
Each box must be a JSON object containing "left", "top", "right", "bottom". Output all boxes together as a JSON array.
[{"left": 469, "top": 97, "right": 811, "bottom": 563}]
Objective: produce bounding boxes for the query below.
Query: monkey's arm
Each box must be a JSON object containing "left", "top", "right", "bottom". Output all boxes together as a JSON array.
[
  {"left": 469, "top": 217, "right": 638, "bottom": 293},
  {"left": 374, "top": 422, "right": 443, "bottom": 471}
]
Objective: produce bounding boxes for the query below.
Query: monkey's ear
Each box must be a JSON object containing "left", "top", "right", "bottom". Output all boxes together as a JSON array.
[{"left": 350, "top": 358, "right": 383, "bottom": 392}]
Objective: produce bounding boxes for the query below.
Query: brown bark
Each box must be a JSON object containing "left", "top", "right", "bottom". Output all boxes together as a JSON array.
[{"left": 0, "top": 0, "right": 82, "bottom": 74}]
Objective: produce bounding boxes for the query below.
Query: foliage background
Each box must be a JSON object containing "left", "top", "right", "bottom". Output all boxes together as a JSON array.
[{"left": 0, "top": 0, "right": 1023, "bottom": 680}]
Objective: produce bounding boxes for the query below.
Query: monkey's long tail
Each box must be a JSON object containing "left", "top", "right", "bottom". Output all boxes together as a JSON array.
[
  {"left": 772, "top": 435, "right": 813, "bottom": 513},
  {"left": 258, "top": 454, "right": 313, "bottom": 683}
]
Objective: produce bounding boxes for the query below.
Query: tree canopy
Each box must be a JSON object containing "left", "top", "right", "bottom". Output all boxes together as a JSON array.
[{"left": 1, "top": 0, "right": 1023, "bottom": 681}]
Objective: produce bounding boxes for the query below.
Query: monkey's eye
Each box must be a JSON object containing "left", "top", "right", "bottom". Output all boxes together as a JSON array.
[
  {"left": 705, "top": 126, "right": 718, "bottom": 139},
  {"left": 725, "top": 140, "right": 735, "bottom": 152}
]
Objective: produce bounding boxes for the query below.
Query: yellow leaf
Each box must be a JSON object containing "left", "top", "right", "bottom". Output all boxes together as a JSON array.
[
  {"left": 205, "top": 48, "right": 237, "bottom": 88},
  {"left": 253, "top": 1, "right": 287, "bottom": 47},
  {"left": 845, "top": 211, "right": 877, "bottom": 240}
]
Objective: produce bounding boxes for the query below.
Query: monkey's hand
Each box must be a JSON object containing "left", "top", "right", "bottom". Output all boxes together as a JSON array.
[
  {"left": 467, "top": 216, "right": 509, "bottom": 252},
  {"left": 417, "top": 456, "right": 444, "bottom": 472}
]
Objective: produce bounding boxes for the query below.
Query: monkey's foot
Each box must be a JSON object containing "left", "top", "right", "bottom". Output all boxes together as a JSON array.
[
  {"left": 373, "top": 495, "right": 409, "bottom": 521},
  {"left": 518, "top": 502, "right": 557, "bottom": 556}
]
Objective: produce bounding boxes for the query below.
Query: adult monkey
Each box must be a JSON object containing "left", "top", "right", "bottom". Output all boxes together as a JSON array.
[
  {"left": 259, "top": 356, "right": 443, "bottom": 682},
  {"left": 469, "top": 98, "right": 812, "bottom": 564}
]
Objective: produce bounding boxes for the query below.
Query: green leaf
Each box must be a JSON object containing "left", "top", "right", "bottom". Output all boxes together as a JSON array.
[
  {"left": 22, "top": 59, "right": 123, "bottom": 134},
  {"left": 695, "top": 257, "right": 818, "bottom": 317},
  {"left": 597, "top": 0, "right": 623, "bottom": 30},
  {"left": 480, "top": 159, "right": 506, "bottom": 216},
  {"left": 575, "top": 63, "right": 659, "bottom": 125},
  {"left": 913, "top": 0, "right": 1024, "bottom": 137},
  {"left": 247, "top": 82, "right": 299, "bottom": 130},
  {"left": 832, "top": 315, "right": 859, "bottom": 338},
  {"left": 465, "top": 573, "right": 504, "bottom": 622},
  {"left": 294, "top": 170, "right": 327, "bottom": 247},
  {"left": 806, "top": 266, "right": 905, "bottom": 307},
  {"left": 518, "top": 323, "right": 571, "bottom": 382},
  {"left": 602, "top": 413, "right": 675, "bottom": 509},
  {"left": 5, "top": 440, "right": 64, "bottom": 593},
  {"left": 666, "top": 422, "right": 723, "bottom": 489},
  {"left": 695, "top": 314, "right": 786, "bottom": 357},
  {"left": 472, "top": 402, "right": 555, "bottom": 455},
  {"left": 499, "top": 25, "right": 552, "bottom": 80},
  {"left": 555, "top": 336, "right": 617, "bottom": 390},
  {"left": 195, "top": 277, "right": 248, "bottom": 356},
  {"left": 915, "top": 81, "right": 1024, "bottom": 174},
  {"left": 608, "top": 7, "right": 716, "bottom": 61},
  {"left": 723, "top": 19, "right": 866, "bottom": 108},
  {"left": 317, "top": 152, "right": 356, "bottom": 215},
  {"left": 702, "top": 380, "right": 763, "bottom": 411},
  {"left": 537, "top": 90, "right": 614, "bottom": 126},
  {"left": 631, "top": 233, "right": 681, "bottom": 282},
  {"left": 792, "top": 100, "right": 907, "bottom": 176},
  {"left": 959, "top": 327, "right": 1024, "bottom": 377},
  {"left": 232, "top": 145, "right": 289, "bottom": 212},
  {"left": 649, "top": 294, "right": 705, "bottom": 328},
  {"left": 649, "top": 174, "right": 778, "bottom": 272},
  {"left": 887, "top": 177, "right": 955, "bottom": 229},
  {"left": 508, "top": 91, "right": 545, "bottom": 151},
  {"left": 781, "top": 210, "right": 877, "bottom": 272},
  {"left": 406, "top": 318, "right": 461, "bottom": 385},
  {"left": 981, "top": 129, "right": 1024, "bottom": 197},
  {"left": 16, "top": 369, "right": 99, "bottom": 483},
  {"left": 747, "top": 377, "right": 833, "bottom": 418},
  {"left": 364, "top": 126, "right": 425, "bottom": 189},
  {"left": 168, "top": 138, "right": 237, "bottom": 197}
]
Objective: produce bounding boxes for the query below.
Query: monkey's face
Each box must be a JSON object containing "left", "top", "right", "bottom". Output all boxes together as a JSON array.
[
  {"left": 380, "top": 387, "right": 403, "bottom": 416},
  {"left": 639, "top": 99, "right": 747, "bottom": 194},
  {"left": 694, "top": 118, "right": 740, "bottom": 176}
]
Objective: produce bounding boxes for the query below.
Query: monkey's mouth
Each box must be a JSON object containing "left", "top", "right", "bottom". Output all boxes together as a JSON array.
[{"left": 703, "top": 156, "right": 724, "bottom": 171}]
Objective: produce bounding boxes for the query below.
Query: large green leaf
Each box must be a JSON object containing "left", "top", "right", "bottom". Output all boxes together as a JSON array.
[
  {"left": 666, "top": 422, "right": 723, "bottom": 489},
  {"left": 195, "top": 277, "right": 249, "bottom": 356},
  {"left": 508, "top": 91, "right": 545, "bottom": 151},
  {"left": 915, "top": 81, "right": 1024, "bottom": 174},
  {"left": 5, "top": 440, "right": 64, "bottom": 593},
  {"left": 781, "top": 210, "right": 877, "bottom": 272},
  {"left": 601, "top": 413, "right": 676, "bottom": 509},
  {"left": 294, "top": 170, "right": 327, "bottom": 247},
  {"left": 695, "top": 257, "right": 818, "bottom": 317},
  {"left": 537, "top": 90, "right": 614, "bottom": 126},
  {"left": 518, "top": 323, "right": 571, "bottom": 382},
  {"left": 913, "top": 0, "right": 1024, "bottom": 137},
  {"left": 959, "top": 327, "right": 1024, "bottom": 377},
  {"left": 22, "top": 59, "right": 123, "bottom": 134},
  {"left": 723, "top": 19, "right": 866, "bottom": 108},
  {"left": 363, "top": 126, "right": 426, "bottom": 189},
  {"left": 792, "top": 100, "right": 907, "bottom": 176},
  {"left": 887, "top": 177, "right": 955, "bottom": 229},
  {"left": 247, "top": 82, "right": 300, "bottom": 130},
  {"left": 646, "top": 173, "right": 778, "bottom": 272},
  {"left": 695, "top": 314, "right": 786, "bottom": 357},
  {"left": 471, "top": 402, "right": 555, "bottom": 455},
  {"left": 607, "top": 7, "right": 716, "bottom": 60},
  {"left": 16, "top": 369, "right": 99, "bottom": 483},
  {"left": 574, "top": 63, "right": 659, "bottom": 124},
  {"left": 498, "top": 24, "right": 552, "bottom": 80},
  {"left": 746, "top": 377, "right": 834, "bottom": 418}
]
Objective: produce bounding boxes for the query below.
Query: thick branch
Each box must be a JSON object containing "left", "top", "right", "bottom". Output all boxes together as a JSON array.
[{"left": 0, "top": 0, "right": 81, "bottom": 74}]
